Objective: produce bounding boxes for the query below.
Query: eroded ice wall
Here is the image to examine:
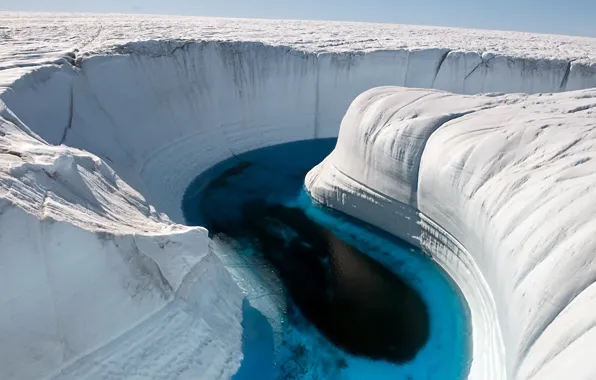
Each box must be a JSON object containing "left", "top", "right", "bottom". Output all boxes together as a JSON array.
[
  {"left": 0, "top": 101, "right": 244, "bottom": 380},
  {"left": 2, "top": 40, "right": 596, "bottom": 225},
  {"left": 306, "top": 87, "right": 596, "bottom": 380}
]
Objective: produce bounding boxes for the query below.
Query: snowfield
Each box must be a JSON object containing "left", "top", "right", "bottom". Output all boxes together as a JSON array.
[{"left": 1, "top": 11, "right": 596, "bottom": 380}]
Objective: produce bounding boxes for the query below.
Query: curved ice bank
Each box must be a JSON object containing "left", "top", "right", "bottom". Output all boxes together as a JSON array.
[
  {"left": 3, "top": 39, "right": 596, "bottom": 225},
  {"left": 0, "top": 103, "right": 245, "bottom": 380},
  {"left": 0, "top": 17, "right": 596, "bottom": 379},
  {"left": 306, "top": 86, "right": 596, "bottom": 380}
]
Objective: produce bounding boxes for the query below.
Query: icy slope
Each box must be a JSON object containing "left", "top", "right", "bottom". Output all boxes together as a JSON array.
[
  {"left": 0, "top": 102, "right": 244, "bottom": 380},
  {"left": 306, "top": 87, "right": 596, "bottom": 380},
  {"left": 0, "top": 11, "right": 595, "bottom": 380}
]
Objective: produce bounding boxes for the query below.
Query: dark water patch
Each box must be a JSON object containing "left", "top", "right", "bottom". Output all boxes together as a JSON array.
[
  {"left": 184, "top": 139, "right": 430, "bottom": 364},
  {"left": 183, "top": 138, "right": 471, "bottom": 379},
  {"left": 231, "top": 202, "right": 430, "bottom": 362}
]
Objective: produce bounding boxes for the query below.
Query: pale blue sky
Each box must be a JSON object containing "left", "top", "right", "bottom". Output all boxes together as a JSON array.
[{"left": 3, "top": 0, "right": 596, "bottom": 38}]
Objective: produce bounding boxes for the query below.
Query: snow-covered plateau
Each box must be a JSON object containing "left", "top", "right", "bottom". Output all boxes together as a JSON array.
[{"left": 1, "top": 11, "right": 596, "bottom": 380}]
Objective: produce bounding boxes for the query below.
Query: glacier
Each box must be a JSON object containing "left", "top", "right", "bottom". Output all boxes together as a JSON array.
[
  {"left": 1, "top": 11, "right": 596, "bottom": 380},
  {"left": 306, "top": 86, "right": 596, "bottom": 380}
]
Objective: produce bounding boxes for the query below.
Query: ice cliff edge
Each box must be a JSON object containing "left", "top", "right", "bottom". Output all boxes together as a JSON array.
[
  {"left": 0, "top": 99, "right": 245, "bottom": 380},
  {"left": 306, "top": 87, "right": 596, "bottom": 380}
]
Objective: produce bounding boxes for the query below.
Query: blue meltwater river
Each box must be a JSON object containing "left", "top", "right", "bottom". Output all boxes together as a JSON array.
[{"left": 182, "top": 138, "right": 471, "bottom": 380}]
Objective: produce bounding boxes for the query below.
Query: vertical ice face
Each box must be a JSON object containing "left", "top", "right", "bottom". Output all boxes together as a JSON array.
[
  {"left": 306, "top": 86, "right": 596, "bottom": 380},
  {"left": 327, "top": 87, "right": 495, "bottom": 208},
  {"left": 3, "top": 40, "right": 595, "bottom": 225}
]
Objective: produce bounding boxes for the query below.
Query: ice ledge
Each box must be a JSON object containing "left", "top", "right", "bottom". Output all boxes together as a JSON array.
[
  {"left": 2, "top": 12, "right": 596, "bottom": 60},
  {"left": 0, "top": 101, "right": 243, "bottom": 380},
  {"left": 306, "top": 86, "right": 596, "bottom": 379},
  {"left": 2, "top": 12, "right": 596, "bottom": 90}
]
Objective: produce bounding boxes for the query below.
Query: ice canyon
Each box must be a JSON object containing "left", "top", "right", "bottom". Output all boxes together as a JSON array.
[{"left": 2, "top": 12, "right": 596, "bottom": 380}]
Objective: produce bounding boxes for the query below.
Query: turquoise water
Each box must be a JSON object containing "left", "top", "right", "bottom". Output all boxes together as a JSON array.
[{"left": 182, "top": 138, "right": 471, "bottom": 379}]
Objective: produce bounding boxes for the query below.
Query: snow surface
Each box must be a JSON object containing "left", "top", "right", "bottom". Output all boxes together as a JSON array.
[
  {"left": 0, "top": 101, "right": 245, "bottom": 380},
  {"left": 0, "top": 11, "right": 596, "bottom": 380},
  {"left": 306, "top": 87, "right": 596, "bottom": 380},
  {"left": 2, "top": 11, "right": 596, "bottom": 92}
]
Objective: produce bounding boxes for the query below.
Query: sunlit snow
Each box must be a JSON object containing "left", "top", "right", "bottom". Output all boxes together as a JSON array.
[{"left": 1, "top": 11, "right": 596, "bottom": 380}]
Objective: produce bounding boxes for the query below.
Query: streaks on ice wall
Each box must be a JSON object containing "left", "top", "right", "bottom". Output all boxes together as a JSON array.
[
  {"left": 306, "top": 87, "right": 596, "bottom": 380},
  {"left": 3, "top": 38, "right": 596, "bottom": 225}
]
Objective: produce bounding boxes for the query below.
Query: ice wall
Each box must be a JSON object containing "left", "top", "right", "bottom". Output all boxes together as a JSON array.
[
  {"left": 0, "top": 101, "right": 244, "bottom": 380},
  {"left": 0, "top": 31, "right": 595, "bottom": 380},
  {"left": 306, "top": 87, "right": 596, "bottom": 380},
  {"left": 3, "top": 41, "right": 596, "bottom": 224}
]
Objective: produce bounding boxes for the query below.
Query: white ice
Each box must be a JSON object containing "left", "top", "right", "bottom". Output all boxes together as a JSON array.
[
  {"left": 307, "top": 87, "right": 596, "bottom": 380},
  {"left": 1, "top": 11, "right": 596, "bottom": 380}
]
